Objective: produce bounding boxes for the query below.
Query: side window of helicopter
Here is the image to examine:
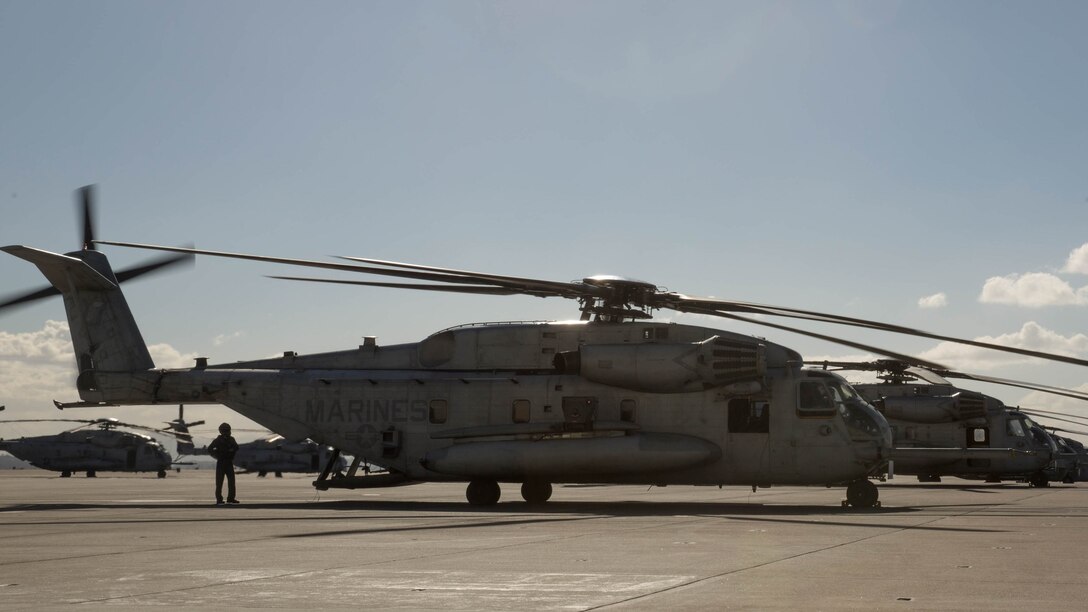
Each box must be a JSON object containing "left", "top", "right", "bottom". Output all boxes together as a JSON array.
[
  {"left": 967, "top": 427, "right": 989, "bottom": 447},
  {"left": 429, "top": 399, "right": 448, "bottom": 424},
  {"left": 728, "top": 398, "right": 769, "bottom": 433},
  {"left": 512, "top": 399, "right": 531, "bottom": 423},
  {"left": 642, "top": 328, "right": 669, "bottom": 341},
  {"left": 797, "top": 382, "right": 836, "bottom": 417},
  {"left": 620, "top": 399, "right": 637, "bottom": 423}
]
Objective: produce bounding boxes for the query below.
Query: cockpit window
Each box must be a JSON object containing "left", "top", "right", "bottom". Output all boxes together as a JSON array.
[
  {"left": 798, "top": 381, "right": 836, "bottom": 417},
  {"left": 1007, "top": 418, "right": 1025, "bottom": 437}
]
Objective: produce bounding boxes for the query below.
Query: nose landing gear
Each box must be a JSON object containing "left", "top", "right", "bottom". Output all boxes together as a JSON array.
[{"left": 842, "top": 479, "right": 880, "bottom": 508}]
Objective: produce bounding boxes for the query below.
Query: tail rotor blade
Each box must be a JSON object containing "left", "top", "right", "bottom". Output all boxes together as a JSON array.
[
  {"left": 79, "top": 185, "right": 97, "bottom": 251},
  {"left": 114, "top": 251, "right": 195, "bottom": 283}
]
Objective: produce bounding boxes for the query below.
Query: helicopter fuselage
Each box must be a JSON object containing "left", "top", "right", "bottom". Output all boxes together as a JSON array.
[
  {"left": 853, "top": 382, "right": 1052, "bottom": 481},
  {"left": 0, "top": 429, "right": 171, "bottom": 476},
  {"left": 80, "top": 321, "right": 892, "bottom": 488}
]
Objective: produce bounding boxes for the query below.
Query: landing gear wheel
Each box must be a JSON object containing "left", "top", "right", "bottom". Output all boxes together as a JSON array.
[
  {"left": 258, "top": 471, "right": 267, "bottom": 477},
  {"left": 845, "top": 479, "right": 879, "bottom": 508},
  {"left": 275, "top": 471, "right": 283, "bottom": 478},
  {"left": 466, "top": 479, "right": 501, "bottom": 506},
  {"left": 157, "top": 470, "right": 167, "bottom": 479},
  {"left": 86, "top": 470, "right": 96, "bottom": 478},
  {"left": 521, "top": 481, "right": 553, "bottom": 504},
  {"left": 1029, "top": 472, "right": 1050, "bottom": 488},
  {"left": 60, "top": 470, "right": 71, "bottom": 478}
]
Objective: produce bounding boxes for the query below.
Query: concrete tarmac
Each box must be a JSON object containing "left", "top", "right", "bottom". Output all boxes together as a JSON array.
[{"left": 0, "top": 470, "right": 1085, "bottom": 610}]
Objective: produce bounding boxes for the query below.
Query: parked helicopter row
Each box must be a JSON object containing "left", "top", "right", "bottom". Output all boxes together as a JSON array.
[
  {"left": 0, "top": 404, "right": 347, "bottom": 479},
  {"left": 169, "top": 406, "right": 348, "bottom": 477},
  {"left": 809, "top": 360, "right": 1088, "bottom": 487},
  {"left": 2, "top": 186, "right": 1087, "bottom": 508}
]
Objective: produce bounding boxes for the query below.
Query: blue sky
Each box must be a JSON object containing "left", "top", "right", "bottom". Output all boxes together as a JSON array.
[{"left": 3, "top": 1, "right": 1088, "bottom": 444}]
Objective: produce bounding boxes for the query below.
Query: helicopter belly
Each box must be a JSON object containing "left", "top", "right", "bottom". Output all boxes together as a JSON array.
[{"left": 421, "top": 432, "right": 720, "bottom": 480}]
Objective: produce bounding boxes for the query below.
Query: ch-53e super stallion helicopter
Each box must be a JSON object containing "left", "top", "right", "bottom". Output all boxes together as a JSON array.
[
  {"left": 810, "top": 360, "right": 1088, "bottom": 486},
  {"left": 7, "top": 187, "right": 1088, "bottom": 509},
  {"left": 0, "top": 410, "right": 176, "bottom": 478}
]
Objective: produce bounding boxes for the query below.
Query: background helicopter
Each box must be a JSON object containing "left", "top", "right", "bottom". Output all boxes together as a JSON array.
[
  {"left": 168, "top": 406, "right": 348, "bottom": 478},
  {"left": 7, "top": 187, "right": 1088, "bottom": 508},
  {"left": 811, "top": 359, "right": 1088, "bottom": 486},
  {"left": 0, "top": 411, "right": 177, "bottom": 478}
]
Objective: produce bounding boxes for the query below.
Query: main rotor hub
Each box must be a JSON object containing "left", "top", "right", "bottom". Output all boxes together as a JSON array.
[{"left": 579, "top": 275, "right": 659, "bottom": 322}]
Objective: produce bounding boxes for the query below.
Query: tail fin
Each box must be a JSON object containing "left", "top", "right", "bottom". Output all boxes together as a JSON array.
[
  {"left": 1, "top": 246, "right": 154, "bottom": 377},
  {"left": 167, "top": 405, "right": 206, "bottom": 456}
]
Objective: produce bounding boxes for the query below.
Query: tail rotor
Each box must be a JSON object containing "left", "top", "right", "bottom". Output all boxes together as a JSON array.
[{"left": 0, "top": 185, "right": 193, "bottom": 313}]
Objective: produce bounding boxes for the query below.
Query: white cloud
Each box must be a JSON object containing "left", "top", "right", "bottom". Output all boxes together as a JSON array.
[
  {"left": 1062, "top": 243, "right": 1088, "bottom": 274},
  {"left": 0, "top": 321, "right": 76, "bottom": 402},
  {"left": 917, "top": 293, "right": 947, "bottom": 309},
  {"left": 148, "top": 343, "right": 199, "bottom": 369},
  {"left": 0, "top": 320, "right": 74, "bottom": 364},
  {"left": 978, "top": 272, "right": 1088, "bottom": 307},
  {"left": 917, "top": 321, "right": 1088, "bottom": 371},
  {"left": 0, "top": 322, "right": 262, "bottom": 441},
  {"left": 213, "top": 331, "right": 243, "bottom": 347},
  {"left": 0, "top": 321, "right": 197, "bottom": 400}
]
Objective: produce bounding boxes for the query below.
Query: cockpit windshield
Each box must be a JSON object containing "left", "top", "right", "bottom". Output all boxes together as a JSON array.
[{"left": 827, "top": 380, "right": 884, "bottom": 440}]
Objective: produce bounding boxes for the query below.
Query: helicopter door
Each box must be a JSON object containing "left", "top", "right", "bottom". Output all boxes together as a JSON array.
[
  {"left": 725, "top": 397, "right": 772, "bottom": 482},
  {"left": 126, "top": 446, "right": 137, "bottom": 469}
]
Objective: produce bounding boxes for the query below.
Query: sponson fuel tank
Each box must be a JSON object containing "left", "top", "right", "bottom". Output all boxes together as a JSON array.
[{"left": 421, "top": 433, "right": 722, "bottom": 480}]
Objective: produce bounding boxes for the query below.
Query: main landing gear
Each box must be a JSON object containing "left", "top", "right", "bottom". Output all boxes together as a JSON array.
[
  {"left": 521, "top": 480, "right": 552, "bottom": 505},
  {"left": 463, "top": 479, "right": 555, "bottom": 506},
  {"left": 157, "top": 470, "right": 167, "bottom": 479},
  {"left": 466, "top": 479, "right": 501, "bottom": 506},
  {"left": 842, "top": 479, "right": 880, "bottom": 509}
]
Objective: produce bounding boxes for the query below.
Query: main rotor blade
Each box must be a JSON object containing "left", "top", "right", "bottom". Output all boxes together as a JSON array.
[
  {"left": 95, "top": 241, "right": 569, "bottom": 293},
  {"left": 683, "top": 306, "right": 949, "bottom": 370},
  {"left": 96, "top": 242, "right": 1088, "bottom": 369},
  {"left": 1042, "top": 425, "right": 1088, "bottom": 437},
  {"left": 939, "top": 372, "right": 1088, "bottom": 403},
  {"left": 670, "top": 295, "right": 1088, "bottom": 368},
  {"left": 268, "top": 276, "right": 530, "bottom": 296},
  {"left": 1017, "top": 408, "right": 1088, "bottom": 425},
  {"left": 0, "top": 419, "right": 96, "bottom": 424},
  {"left": 339, "top": 256, "right": 596, "bottom": 298}
]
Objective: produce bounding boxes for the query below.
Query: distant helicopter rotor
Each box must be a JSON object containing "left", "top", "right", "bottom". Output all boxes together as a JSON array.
[{"left": 811, "top": 359, "right": 1088, "bottom": 403}]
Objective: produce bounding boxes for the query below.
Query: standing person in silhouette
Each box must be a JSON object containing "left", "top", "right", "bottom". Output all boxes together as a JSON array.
[{"left": 208, "top": 422, "right": 239, "bottom": 504}]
